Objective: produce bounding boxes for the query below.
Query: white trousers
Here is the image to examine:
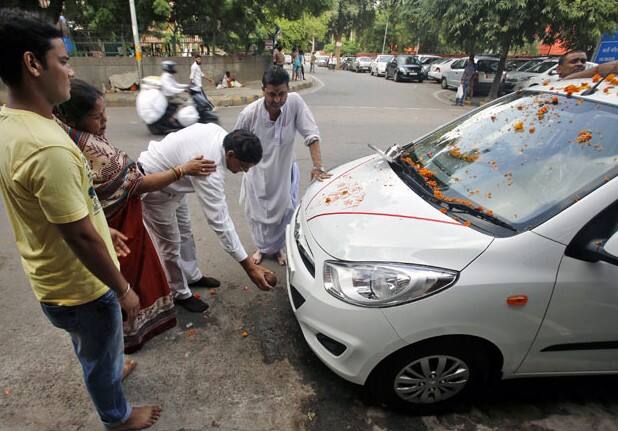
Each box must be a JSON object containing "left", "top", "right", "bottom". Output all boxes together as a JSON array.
[{"left": 141, "top": 191, "right": 203, "bottom": 299}]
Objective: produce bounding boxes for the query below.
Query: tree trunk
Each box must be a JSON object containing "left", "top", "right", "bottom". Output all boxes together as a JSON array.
[
  {"left": 489, "top": 35, "right": 512, "bottom": 100},
  {"left": 334, "top": 33, "right": 342, "bottom": 70}
]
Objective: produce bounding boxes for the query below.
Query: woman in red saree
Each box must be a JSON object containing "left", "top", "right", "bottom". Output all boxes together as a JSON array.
[{"left": 55, "top": 79, "right": 215, "bottom": 353}]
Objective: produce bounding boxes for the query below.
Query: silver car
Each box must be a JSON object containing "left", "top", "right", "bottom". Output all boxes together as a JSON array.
[{"left": 370, "top": 55, "right": 394, "bottom": 76}]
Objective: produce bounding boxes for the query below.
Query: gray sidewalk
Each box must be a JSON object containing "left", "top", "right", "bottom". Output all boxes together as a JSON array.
[{"left": 104, "top": 76, "right": 315, "bottom": 107}]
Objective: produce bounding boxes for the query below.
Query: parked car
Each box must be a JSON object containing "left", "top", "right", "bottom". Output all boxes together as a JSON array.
[
  {"left": 286, "top": 78, "right": 618, "bottom": 413},
  {"left": 503, "top": 58, "right": 559, "bottom": 92},
  {"left": 370, "top": 54, "right": 394, "bottom": 76},
  {"left": 352, "top": 56, "right": 373, "bottom": 73},
  {"left": 442, "top": 56, "right": 503, "bottom": 94},
  {"left": 428, "top": 57, "right": 459, "bottom": 82},
  {"left": 417, "top": 55, "right": 442, "bottom": 79},
  {"left": 505, "top": 58, "right": 532, "bottom": 71},
  {"left": 385, "top": 55, "right": 423, "bottom": 82},
  {"left": 525, "top": 60, "right": 597, "bottom": 88},
  {"left": 317, "top": 55, "right": 329, "bottom": 67},
  {"left": 341, "top": 56, "right": 355, "bottom": 71}
]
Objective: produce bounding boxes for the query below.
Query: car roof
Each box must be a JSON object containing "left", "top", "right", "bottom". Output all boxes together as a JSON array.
[{"left": 526, "top": 77, "right": 618, "bottom": 105}]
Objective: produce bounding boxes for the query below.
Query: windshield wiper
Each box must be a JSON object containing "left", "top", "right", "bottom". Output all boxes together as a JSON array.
[
  {"left": 368, "top": 143, "right": 403, "bottom": 162},
  {"left": 441, "top": 201, "right": 516, "bottom": 231}
]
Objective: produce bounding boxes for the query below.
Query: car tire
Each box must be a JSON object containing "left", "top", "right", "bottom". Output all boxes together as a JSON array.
[
  {"left": 418, "top": 77, "right": 424, "bottom": 83},
  {"left": 367, "top": 339, "right": 491, "bottom": 414},
  {"left": 441, "top": 77, "right": 448, "bottom": 89},
  {"left": 394, "top": 72, "right": 400, "bottom": 82},
  {"left": 385, "top": 71, "right": 389, "bottom": 80}
]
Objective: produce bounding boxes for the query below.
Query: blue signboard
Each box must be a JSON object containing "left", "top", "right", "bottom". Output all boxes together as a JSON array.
[{"left": 593, "top": 32, "right": 618, "bottom": 64}]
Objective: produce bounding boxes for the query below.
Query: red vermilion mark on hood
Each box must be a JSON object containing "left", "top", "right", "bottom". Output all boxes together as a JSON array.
[
  {"left": 304, "top": 156, "right": 377, "bottom": 211},
  {"left": 306, "top": 211, "right": 464, "bottom": 226}
]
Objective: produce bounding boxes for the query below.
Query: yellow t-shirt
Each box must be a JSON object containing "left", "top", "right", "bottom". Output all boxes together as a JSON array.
[{"left": 0, "top": 106, "right": 118, "bottom": 305}]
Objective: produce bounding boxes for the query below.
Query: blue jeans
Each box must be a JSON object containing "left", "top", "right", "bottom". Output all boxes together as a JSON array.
[{"left": 41, "top": 290, "right": 131, "bottom": 428}]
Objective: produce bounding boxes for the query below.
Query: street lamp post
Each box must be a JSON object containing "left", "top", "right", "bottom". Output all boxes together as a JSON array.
[
  {"left": 381, "top": 16, "right": 389, "bottom": 54},
  {"left": 129, "top": 0, "right": 143, "bottom": 82}
]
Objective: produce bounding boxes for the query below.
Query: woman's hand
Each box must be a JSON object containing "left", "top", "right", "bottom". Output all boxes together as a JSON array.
[
  {"left": 181, "top": 155, "right": 216, "bottom": 177},
  {"left": 109, "top": 228, "right": 130, "bottom": 257}
]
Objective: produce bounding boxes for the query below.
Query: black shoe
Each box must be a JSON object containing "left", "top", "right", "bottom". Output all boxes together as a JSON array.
[
  {"left": 188, "top": 276, "right": 221, "bottom": 288},
  {"left": 174, "top": 295, "right": 209, "bottom": 313}
]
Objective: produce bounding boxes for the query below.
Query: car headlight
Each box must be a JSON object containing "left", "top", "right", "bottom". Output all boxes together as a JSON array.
[{"left": 323, "top": 261, "right": 457, "bottom": 308}]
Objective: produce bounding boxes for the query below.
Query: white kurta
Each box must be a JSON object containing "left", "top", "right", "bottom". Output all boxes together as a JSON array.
[
  {"left": 234, "top": 93, "right": 320, "bottom": 254},
  {"left": 139, "top": 123, "right": 248, "bottom": 263}
]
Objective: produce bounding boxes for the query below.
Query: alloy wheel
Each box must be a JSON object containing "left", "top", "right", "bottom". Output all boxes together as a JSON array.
[{"left": 393, "top": 355, "right": 469, "bottom": 404}]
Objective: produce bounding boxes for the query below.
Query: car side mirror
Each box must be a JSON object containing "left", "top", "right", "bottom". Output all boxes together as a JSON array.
[
  {"left": 584, "top": 232, "right": 618, "bottom": 265},
  {"left": 549, "top": 69, "right": 557, "bottom": 76}
]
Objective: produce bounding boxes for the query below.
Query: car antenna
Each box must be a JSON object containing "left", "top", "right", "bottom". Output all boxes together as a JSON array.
[
  {"left": 368, "top": 143, "right": 403, "bottom": 163},
  {"left": 581, "top": 74, "right": 609, "bottom": 96}
]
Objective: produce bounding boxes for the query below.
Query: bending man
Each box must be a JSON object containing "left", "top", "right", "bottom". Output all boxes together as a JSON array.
[
  {"left": 234, "top": 66, "right": 331, "bottom": 266},
  {"left": 139, "top": 124, "right": 274, "bottom": 312}
]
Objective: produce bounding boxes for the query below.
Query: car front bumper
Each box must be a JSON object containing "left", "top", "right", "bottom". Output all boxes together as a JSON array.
[{"left": 285, "top": 207, "right": 405, "bottom": 385}]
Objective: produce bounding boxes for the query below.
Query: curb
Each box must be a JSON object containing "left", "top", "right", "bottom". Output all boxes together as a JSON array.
[{"left": 104, "top": 78, "right": 314, "bottom": 108}]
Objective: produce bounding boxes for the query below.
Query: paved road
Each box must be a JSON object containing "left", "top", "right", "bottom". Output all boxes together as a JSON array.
[{"left": 1, "top": 68, "right": 617, "bottom": 431}]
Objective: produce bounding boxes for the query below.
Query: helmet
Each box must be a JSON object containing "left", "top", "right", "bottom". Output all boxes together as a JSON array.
[{"left": 161, "top": 60, "right": 177, "bottom": 74}]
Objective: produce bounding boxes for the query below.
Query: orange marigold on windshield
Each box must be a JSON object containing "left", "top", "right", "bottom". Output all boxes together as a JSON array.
[
  {"left": 592, "top": 73, "right": 602, "bottom": 83},
  {"left": 537, "top": 105, "right": 548, "bottom": 120},
  {"left": 564, "top": 84, "right": 583, "bottom": 95},
  {"left": 576, "top": 130, "right": 592, "bottom": 143},
  {"left": 551, "top": 96, "right": 559, "bottom": 104},
  {"left": 513, "top": 121, "right": 524, "bottom": 132},
  {"left": 607, "top": 74, "right": 618, "bottom": 85}
]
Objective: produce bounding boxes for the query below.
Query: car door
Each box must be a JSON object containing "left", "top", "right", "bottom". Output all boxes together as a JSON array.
[
  {"left": 447, "top": 59, "right": 465, "bottom": 87},
  {"left": 519, "top": 200, "right": 618, "bottom": 374}
]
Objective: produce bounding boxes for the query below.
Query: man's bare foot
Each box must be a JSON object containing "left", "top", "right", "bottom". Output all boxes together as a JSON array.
[
  {"left": 109, "top": 405, "right": 162, "bottom": 430},
  {"left": 251, "top": 249, "right": 263, "bottom": 265},
  {"left": 122, "top": 359, "right": 137, "bottom": 381},
  {"left": 276, "top": 250, "right": 287, "bottom": 266}
]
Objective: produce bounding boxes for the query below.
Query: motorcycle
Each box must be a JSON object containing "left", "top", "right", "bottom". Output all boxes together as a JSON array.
[{"left": 136, "top": 76, "right": 218, "bottom": 135}]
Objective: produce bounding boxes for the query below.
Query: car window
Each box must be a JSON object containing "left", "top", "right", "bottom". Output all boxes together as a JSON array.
[
  {"left": 450, "top": 59, "right": 465, "bottom": 69},
  {"left": 477, "top": 59, "right": 498, "bottom": 73},
  {"left": 377, "top": 55, "right": 393, "bottom": 62},
  {"left": 397, "top": 56, "right": 420, "bottom": 65},
  {"left": 518, "top": 59, "right": 544, "bottom": 71},
  {"left": 529, "top": 61, "right": 558, "bottom": 73},
  {"left": 395, "top": 92, "right": 618, "bottom": 234}
]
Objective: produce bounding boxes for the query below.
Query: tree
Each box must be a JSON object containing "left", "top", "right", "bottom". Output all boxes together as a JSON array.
[{"left": 328, "top": 0, "right": 376, "bottom": 67}]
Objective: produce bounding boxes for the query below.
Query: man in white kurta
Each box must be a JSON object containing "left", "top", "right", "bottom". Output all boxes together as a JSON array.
[
  {"left": 139, "top": 123, "right": 274, "bottom": 312},
  {"left": 234, "top": 66, "right": 331, "bottom": 265}
]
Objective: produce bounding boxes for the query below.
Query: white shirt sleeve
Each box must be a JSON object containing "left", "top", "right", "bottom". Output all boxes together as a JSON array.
[
  {"left": 161, "top": 72, "right": 187, "bottom": 96},
  {"left": 190, "top": 172, "right": 248, "bottom": 262},
  {"left": 293, "top": 95, "right": 321, "bottom": 146}
]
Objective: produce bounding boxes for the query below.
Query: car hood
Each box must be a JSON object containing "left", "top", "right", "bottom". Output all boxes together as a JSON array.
[{"left": 301, "top": 156, "right": 493, "bottom": 271}]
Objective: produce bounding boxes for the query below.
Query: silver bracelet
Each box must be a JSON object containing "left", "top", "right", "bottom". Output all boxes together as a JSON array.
[{"left": 117, "top": 283, "right": 131, "bottom": 300}]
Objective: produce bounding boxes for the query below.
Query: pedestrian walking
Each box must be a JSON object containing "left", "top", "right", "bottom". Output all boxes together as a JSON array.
[
  {"left": 299, "top": 49, "right": 306, "bottom": 80},
  {"left": 234, "top": 66, "right": 331, "bottom": 266},
  {"left": 310, "top": 51, "right": 316, "bottom": 73},
  {"left": 273, "top": 44, "right": 285, "bottom": 67},
  {"left": 0, "top": 9, "right": 160, "bottom": 430},
  {"left": 138, "top": 124, "right": 275, "bottom": 312},
  {"left": 190, "top": 52, "right": 215, "bottom": 110},
  {"left": 456, "top": 55, "right": 477, "bottom": 106}
]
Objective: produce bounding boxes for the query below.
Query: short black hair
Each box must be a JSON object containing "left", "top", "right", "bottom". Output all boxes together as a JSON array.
[
  {"left": 558, "top": 49, "right": 586, "bottom": 66},
  {"left": 55, "top": 79, "right": 103, "bottom": 127},
  {"left": 223, "top": 129, "right": 263, "bottom": 164},
  {"left": 262, "top": 65, "right": 289, "bottom": 87},
  {"left": 0, "top": 8, "right": 63, "bottom": 87}
]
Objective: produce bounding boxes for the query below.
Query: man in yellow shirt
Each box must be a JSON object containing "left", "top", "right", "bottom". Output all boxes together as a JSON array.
[{"left": 0, "top": 10, "right": 160, "bottom": 430}]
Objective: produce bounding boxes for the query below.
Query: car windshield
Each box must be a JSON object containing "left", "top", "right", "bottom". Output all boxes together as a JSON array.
[
  {"left": 506, "top": 60, "right": 528, "bottom": 71},
  {"left": 392, "top": 91, "right": 618, "bottom": 235},
  {"left": 517, "top": 59, "right": 544, "bottom": 71},
  {"left": 529, "top": 61, "right": 558, "bottom": 73},
  {"left": 358, "top": 57, "right": 371, "bottom": 61},
  {"left": 398, "top": 56, "right": 419, "bottom": 65},
  {"left": 377, "top": 55, "right": 393, "bottom": 62},
  {"left": 421, "top": 57, "right": 439, "bottom": 64}
]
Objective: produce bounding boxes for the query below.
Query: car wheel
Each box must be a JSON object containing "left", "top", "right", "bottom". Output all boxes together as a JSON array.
[
  {"left": 367, "top": 340, "right": 490, "bottom": 413},
  {"left": 394, "top": 72, "right": 400, "bottom": 82},
  {"left": 441, "top": 77, "right": 448, "bottom": 89},
  {"left": 418, "top": 78, "right": 424, "bottom": 83},
  {"left": 385, "top": 70, "right": 389, "bottom": 80}
]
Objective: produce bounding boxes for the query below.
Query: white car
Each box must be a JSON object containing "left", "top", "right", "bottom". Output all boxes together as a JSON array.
[
  {"left": 370, "top": 55, "right": 394, "bottom": 76},
  {"left": 428, "top": 57, "right": 459, "bottom": 82},
  {"left": 287, "top": 78, "right": 618, "bottom": 412},
  {"left": 442, "top": 56, "right": 505, "bottom": 94},
  {"left": 352, "top": 56, "right": 373, "bottom": 73},
  {"left": 525, "top": 61, "right": 597, "bottom": 88}
]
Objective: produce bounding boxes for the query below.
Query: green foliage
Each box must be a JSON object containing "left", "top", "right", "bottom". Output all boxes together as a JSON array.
[
  {"left": 324, "top": 38, "right": 362, "bottom": 55},
  {"left": 273, "top": 12, "right": 330, "bottom": 51}
]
